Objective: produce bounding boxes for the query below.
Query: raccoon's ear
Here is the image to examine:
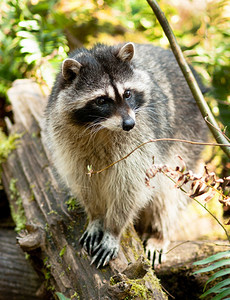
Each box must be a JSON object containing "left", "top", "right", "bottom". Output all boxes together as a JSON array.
[
  {"left": 62, "top": 58, "right": 82, "bottom": 80},
  {"left": 117, "top": 42, "right": 135, "bottom": 62}
]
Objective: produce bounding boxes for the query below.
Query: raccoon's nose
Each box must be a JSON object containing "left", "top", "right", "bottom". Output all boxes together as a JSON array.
[{"left": 122, "top": 117, "right": 135, "bottom": 131}]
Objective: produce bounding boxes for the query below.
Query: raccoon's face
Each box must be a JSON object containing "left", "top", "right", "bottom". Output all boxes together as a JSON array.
[{"left": 57, "top": 43, "right": 148, "bottom": 132}]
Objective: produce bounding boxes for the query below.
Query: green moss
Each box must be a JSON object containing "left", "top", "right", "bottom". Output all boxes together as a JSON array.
[
  {"left": 9, "top": 178, "right": 26, "bottom": 232},
  {"left": 67, "top": 265, "right": 71, "bottom": 272},
  {"left": 110, "top": 269, "right": 166, "bottom": 299},
  {"left": 29, "top": 184, "right": 35, "bottom": 202},
  {"left": 110, "top": 277, "right": 151, "bottom": 299},
  {"left": 110, "top": 277, "right": 116, "bottom": 286},
  {"left": 0, "top": 129, "right": 21, "bottom": 165},
  {"left": 65, "top": 197, "right": 79, "bottom": 211},
  {"left": 59, "top": 271, "right": 65, "bottom": 277},
  {"left": 45, "top": 180, "right": 51, "bottom": 192},
  {"left": 129, "top": 279, "right": 150, "bottom": 298},
  {"left": 48, "top": 209, "right": 58, "bottom": 215},
  {"left": 121, "top": 227, "right": 142, "bottom": 261},
  {"left": 44, "top": 223, "right": 53, "bottom": 240},
  {"left": 25, "top": 252, "right": 30, "bottom": 260},
  {"left": 70, "top": 292, "right": 80, "bottom": 299},
  {"left": 59, "top": 245, "right": 67, "bottom": 258},
  {"left": 43, "top": 261, "right": 51, "bottom": 280},
  {"left": 144, "top": 271, "right": 164, "bottom": 294}
]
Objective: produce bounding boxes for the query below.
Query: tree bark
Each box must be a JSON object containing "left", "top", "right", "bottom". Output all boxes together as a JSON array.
[
  {"left": 0, "top": 228, "right": 43, "bottom": 300},
  {"left": 1, "top": 79, "right": 167, "bottom": 300}
]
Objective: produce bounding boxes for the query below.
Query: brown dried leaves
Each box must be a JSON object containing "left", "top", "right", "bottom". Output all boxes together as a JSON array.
[{"left": 145, "top": 156, "right": 230, "bottom": 210}]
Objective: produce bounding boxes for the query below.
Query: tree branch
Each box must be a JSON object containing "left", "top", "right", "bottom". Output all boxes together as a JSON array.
[{"left": 146, "top": 0, "right": 230, "bottom": 158}]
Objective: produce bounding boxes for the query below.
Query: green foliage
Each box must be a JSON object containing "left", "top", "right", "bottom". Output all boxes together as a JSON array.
[
  {"left": 65, "top": 197, "right": 79, "bottom": 211},
  {"left": 9, "top": 178, "right": 27, "bottom": 232},
  {"left": 1, "top": 0, "right": 229, "bottom": 138},
  {"left": 193, "top": 250, "right": 230, "bottom": 299},
  {"left": 0, "top": 0, "right": 68, "bottom": 94},
  {"left": 0, "top": 128, "right": 21, "bottom": 164},
  {"left": 183, "top": 0, "right": 230, "bottom": 137},
  {"left": 59, "top": 245, "right": 67, "bottom": 258},
  {"left": 56, "top": 292, "right": 70, "bottom": 300}
]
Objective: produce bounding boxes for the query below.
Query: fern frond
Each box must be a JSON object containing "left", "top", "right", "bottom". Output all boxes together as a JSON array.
[
  {"left": 205, "top": 268, "right": 230, "bottom": 286},
  {"left": 193, "top": 251, "right": 230, "bottom": 299},
  {"left": 200, "top": 279, "right": 230, "bottom": 298},
  {"left": 211, "top": 288, "right": 230, "bottom": 300},
  {"left": 193, "top": 258, "right": 230, "bottom": 274},
  {"left": 193, "top": 251, "right": 230, "bottom": 266}
]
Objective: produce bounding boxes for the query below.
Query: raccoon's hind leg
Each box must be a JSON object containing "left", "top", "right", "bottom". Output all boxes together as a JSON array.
[{"left": 135, "top": 201, "right": 170, "bottom": 268}]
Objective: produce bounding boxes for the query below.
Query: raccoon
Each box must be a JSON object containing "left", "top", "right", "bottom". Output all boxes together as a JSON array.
[{"left": 44, "top": 42, "right": 207, "bottom": 268}]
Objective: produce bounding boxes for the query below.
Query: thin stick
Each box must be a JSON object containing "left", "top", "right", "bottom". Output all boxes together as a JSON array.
[
  {"left": 193, "top": 198, "right": 230, "bottom": 243},
  {"left": 88, "top": 138, "right": 230, "bottom": 175},
  {"left": 146, "top": 0, "right": 230, "bottom": 158},
  {"left": 205, "top": 116, "right": 230, "bottom": 143}
]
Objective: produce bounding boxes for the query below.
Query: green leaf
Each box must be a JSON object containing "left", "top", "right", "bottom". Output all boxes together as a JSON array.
[
  {"left": 194, "top": 259, "right": 230, "bottom": 274},
  {"left": 193, "top": 251, "right": 230, "bottom": 266},
  {"left": 200, "top": 279, "right": 230, "bottom": 298},
  {"left": 55, "top": 292, "right": 71, "bottom": 300},
  {"left": 211, "top": 288, "right": 230, "bottom": 300},
  {"left": 18, "top": 20, "right": 40, "bottom": 30},
  {"left": 20, "top": 38, "right": 40, "bottom": 54},
  {"left": 205, "top": 268, "right": 230, "bottom": 286},
  {"left": 59, "top": 245, "right": 67, "bottom": 258},
  {"left": 201, "top": 288, "right": 230, "bottom": 300}
]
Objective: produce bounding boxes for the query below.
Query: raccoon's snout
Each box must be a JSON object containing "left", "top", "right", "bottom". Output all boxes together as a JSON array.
[{"left": 122, "top": 116, "right": 135, "bottom": 131}]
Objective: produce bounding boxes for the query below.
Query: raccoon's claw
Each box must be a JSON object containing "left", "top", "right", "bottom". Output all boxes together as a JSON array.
[
  {"left": 144, "top": 238, "right": 169, "bottom": 269},
  {"left": 91, "top": 232, "right": 119, "bottom": 268},
  {"left": 79, "top": 220, "right": 103, "bottom": 255},
  {"left": 146, "top": 248, "right": 164, "bottom": 268}
]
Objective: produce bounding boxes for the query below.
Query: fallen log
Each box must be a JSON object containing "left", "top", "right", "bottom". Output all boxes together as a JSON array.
[
  {"left": 1, "top": 79, "right": 167, "bottom": 300},
  {"left": 0, "top": 228, "right": 43, "bottom": 300}
]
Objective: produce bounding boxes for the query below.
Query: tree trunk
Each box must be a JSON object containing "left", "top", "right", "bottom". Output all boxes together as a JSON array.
[{"left": 1, "top": 79, "right": 167, "bottom": 300}]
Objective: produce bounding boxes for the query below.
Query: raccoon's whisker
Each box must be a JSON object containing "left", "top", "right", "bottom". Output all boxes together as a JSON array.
[
  {"left": 75, "top": 120, "right": 104, "bottom": 140},
  {"left": 84, "top": 122, "right": 106, "bottom": 146}
]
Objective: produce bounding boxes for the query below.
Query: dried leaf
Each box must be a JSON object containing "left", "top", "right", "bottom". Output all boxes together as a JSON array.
[
  {"left": 219, "top": 197, "right": 230, "bottom": 206},
  {"left": 225, "top": 219, "right": 230, "bottom": 225}
]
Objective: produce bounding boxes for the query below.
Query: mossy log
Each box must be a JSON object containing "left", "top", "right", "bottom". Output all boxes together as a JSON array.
[{"left": 1, "top": 79, "right": 167, "bottom": 300}]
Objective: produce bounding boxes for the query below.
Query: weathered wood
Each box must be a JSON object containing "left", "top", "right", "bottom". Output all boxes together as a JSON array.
[
  {"left": 0, "top": 229, "right": 43, "bottom": 300},
  {"left": 2, "top": 79, "right": 167, "bottom": 299}
]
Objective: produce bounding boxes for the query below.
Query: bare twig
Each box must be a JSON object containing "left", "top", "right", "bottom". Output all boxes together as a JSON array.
[
  {"left": 146, "top": 0, "right": 230, "bottom": 158},
  {"left": 193, "top": 197, "right": 230, "bottom": 243},
  {"left": 87, "top": 138, "right": 230, "bottom": 175},
  {"left": 204, "top": 116, "right": 230, "bottom": 143}
]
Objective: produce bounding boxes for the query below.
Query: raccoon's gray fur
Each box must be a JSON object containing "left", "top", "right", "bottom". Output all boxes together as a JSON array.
[{"left": 44, "top": 43, "right": 207, "bottom": 268}]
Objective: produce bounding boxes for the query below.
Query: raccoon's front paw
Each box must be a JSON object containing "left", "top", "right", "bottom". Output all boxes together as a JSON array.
[
  {"left": 145, "top": 238, "right": 169, "bottom": 269},
  {"left": 79, "top": 219, "right": 103, "bottom": 255},
  {"left": 91, "top": 232, "right": 119, "bottom": 268}
]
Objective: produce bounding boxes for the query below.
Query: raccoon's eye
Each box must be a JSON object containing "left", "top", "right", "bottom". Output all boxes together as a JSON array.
[
  {"left": 95, "top": 97, "right": 107, "bottom": 106},
  {"left": 123, "top": 90, "right": 132, "bottom": 100}
]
